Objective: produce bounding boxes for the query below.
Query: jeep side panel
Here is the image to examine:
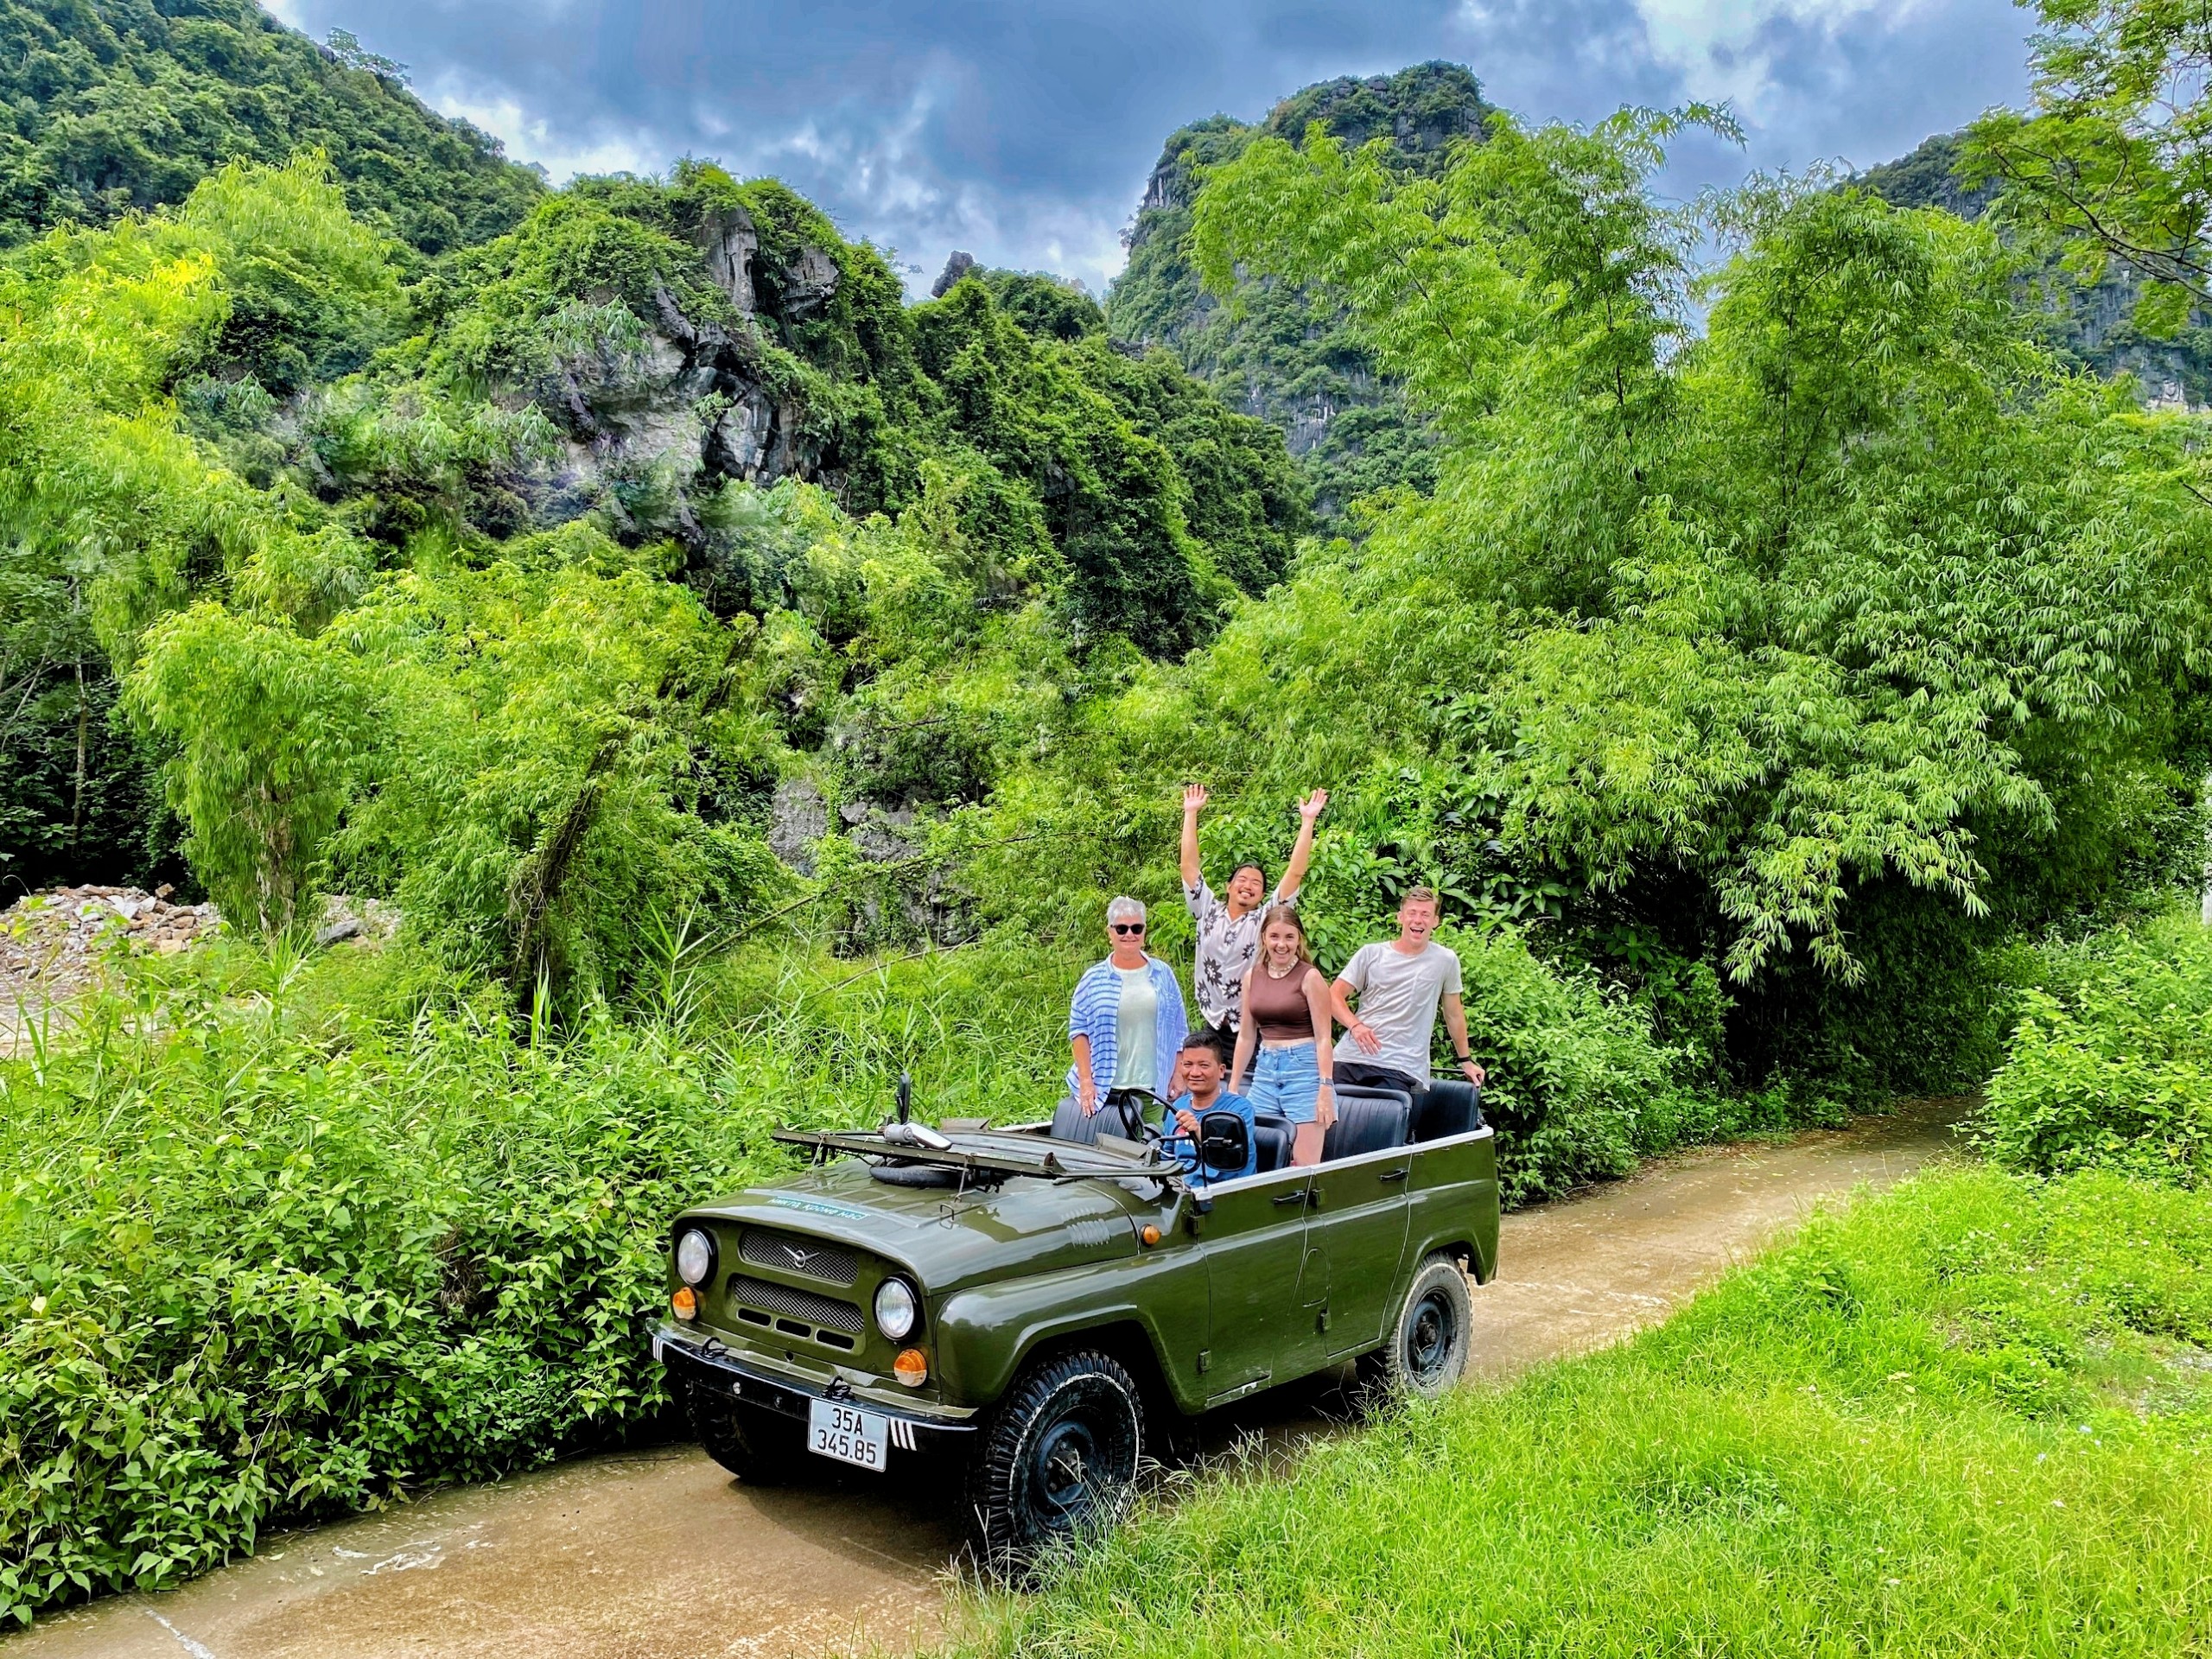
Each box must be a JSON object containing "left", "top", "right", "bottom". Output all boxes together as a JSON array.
[
  {"left": 1406, "top": 1127, "right": 1500, "bottom": 1283},
  {"left": 932, "top": 1242, "right": 1212, "bottom": 1414},
  {"left": 1307, "top": 1141, "right": 1418, "bottom": 1359}
]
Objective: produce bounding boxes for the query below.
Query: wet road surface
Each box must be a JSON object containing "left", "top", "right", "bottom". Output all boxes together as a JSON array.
[{"left": 11, "top": 1098, "right": 1965, "bottom": 1659}]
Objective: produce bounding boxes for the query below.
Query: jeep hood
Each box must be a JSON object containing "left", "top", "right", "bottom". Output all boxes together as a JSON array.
[{"left": 684, "top": 1154, "right": 1166, "bottom": 1292}]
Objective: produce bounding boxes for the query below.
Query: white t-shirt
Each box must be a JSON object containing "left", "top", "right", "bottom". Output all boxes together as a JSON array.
[
  {"left": 1339, "top": 941, "right": 1463, "bottom": 1080},
  {"left": 1109, "top": 965, "right": 1160, "bottom": 1090}
]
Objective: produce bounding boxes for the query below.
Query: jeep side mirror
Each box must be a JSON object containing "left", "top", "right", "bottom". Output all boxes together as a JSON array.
[{"left": 1198, "top": 1110, "right": 1251, "bottom": 1178}]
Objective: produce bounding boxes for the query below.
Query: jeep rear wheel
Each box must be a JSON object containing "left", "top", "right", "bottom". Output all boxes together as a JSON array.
[
  {"left": 684, "top": 1376, "right": 803, "bottom": 1485},
  {"left": 1359, "top": 1253, "right": 1472, "bottom": 1404},
  {"left": 967, "top": 1349, "right": 1144, "bottom": 1570}
]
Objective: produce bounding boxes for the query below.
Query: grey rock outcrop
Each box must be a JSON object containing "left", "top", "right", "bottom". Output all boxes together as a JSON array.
[
  {"left": 516, "top": 238, "right": 842, "bottom": 545},
  {"left": 768, "top": 778, "right": 830, "bottom": 876},
  {"left": 931, "top": 251, "right": 977, "bottom": 298},
  {"left": 693, "top": 205, "right": 760, "bottom": 315},
  {"left": 781, "top": 245, "right": 842, "bottom": 318}
]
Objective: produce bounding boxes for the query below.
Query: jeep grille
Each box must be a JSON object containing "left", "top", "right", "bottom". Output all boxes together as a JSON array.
[
  {"left": 727, "top": 1273, "right": 864, "bottom": 1337},
  {"left": 739, "top": 1229, "right": 858, "bottom": 1287}
]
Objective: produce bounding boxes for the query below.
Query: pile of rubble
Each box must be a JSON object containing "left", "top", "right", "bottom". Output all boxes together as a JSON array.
[{"left": 1, "top": 885, "right": 222, "bottom": 1006}]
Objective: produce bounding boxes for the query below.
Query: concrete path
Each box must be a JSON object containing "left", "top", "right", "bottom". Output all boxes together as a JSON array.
[{"left": 9, "top": 1099, "right": 1966, "bottom": 1659}]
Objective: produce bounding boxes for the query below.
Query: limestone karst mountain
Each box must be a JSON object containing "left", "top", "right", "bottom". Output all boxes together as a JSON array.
[{"left": 1105, "top": 61, "right": 1491, "bottom": 525}]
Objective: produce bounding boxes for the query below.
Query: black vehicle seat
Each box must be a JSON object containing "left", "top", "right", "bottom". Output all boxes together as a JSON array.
[
  {"left": 1049, "top": 1091, "right": 1145, "bottom": 1147},
  {"left": 1411, "top": 1078, "right": 1485, "bottom": 1142},
  {"left": 1249, "top": 1114, "right": 1294, "bottom": 1174},
  {"left": 1322, "top": 1087, "right": 1411, "bottom": 1161}
]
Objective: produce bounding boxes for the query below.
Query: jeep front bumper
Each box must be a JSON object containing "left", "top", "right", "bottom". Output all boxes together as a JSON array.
[{"left": 652, "top": 1325, "right": 981, "bottom": 1450}]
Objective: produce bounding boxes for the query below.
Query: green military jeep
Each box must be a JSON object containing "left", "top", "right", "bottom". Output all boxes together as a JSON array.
[{"left": 651, "top": 1080, "right": 1498, "bottom": 1560}]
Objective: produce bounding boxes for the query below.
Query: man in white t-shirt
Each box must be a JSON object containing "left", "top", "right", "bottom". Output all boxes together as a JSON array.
[
  {"left": 1180, "top": 783, "right": 1327, "bottom": 1061},
  {"left": 1329, "top": 887, "right": 1486, "bottom": 1098}
]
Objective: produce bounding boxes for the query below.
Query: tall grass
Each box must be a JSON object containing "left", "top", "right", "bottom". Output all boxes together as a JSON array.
[{"left": 960, "top": 1167, "right": 2212, "bottom": 1657}]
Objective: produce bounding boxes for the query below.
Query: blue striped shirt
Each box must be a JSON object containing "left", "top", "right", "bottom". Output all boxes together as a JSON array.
[{"left": 1065, "top": 955, "right": 1189, "bottom": 1100}]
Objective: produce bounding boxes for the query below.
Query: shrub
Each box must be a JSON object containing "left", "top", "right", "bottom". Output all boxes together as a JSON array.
[
  {"left": 0, "top": 934, "right": 1071, "bottom": 1626},
  {"left": 1979, "top": 908, "right": 2212, "bottom": 1186}
]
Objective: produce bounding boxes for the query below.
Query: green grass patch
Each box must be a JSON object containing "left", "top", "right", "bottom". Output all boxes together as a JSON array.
[{"left": 962, "top": 1166, "right": 2212, "bottom": 1657}]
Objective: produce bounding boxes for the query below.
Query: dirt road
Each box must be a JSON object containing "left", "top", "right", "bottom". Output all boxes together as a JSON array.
[{"left": 11, "top": 1099, "right": 1965, "bottom": 1659}]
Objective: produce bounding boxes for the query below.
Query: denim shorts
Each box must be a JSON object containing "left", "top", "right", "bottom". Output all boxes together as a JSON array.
[{"left": 1248, "top": 1040, "right": 1323, "bottom": 1123}]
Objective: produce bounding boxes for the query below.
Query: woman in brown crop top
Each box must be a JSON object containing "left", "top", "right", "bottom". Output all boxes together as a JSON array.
[{"left": 1229, "top": 905, "right": 1337, "bottom": 1166}]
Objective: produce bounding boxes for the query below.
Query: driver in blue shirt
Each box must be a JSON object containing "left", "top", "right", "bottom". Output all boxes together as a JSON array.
[{"left": 1161, "top": 1036, "right": 1257, "bottom": 1184}]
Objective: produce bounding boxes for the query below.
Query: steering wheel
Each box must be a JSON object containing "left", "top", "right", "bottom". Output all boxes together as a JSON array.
[{"left": 1098, "top": 1087, "right": 1172, "bottom": 1157}]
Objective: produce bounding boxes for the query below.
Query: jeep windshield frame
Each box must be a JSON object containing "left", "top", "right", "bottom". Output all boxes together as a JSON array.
[{"left": 770, "top": 1127, "right": 1181, "bottom": 1186}]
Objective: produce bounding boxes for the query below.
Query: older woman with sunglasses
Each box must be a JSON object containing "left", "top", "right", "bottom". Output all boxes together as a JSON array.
[{"left": 1067, "top": 896, "right": 1191, "bottom": 1118}]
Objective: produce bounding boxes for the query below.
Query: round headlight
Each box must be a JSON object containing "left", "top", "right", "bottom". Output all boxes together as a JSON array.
[
  {"left": 675, "top": 1227, "right": 715, "bottom": 1287},
  {"left": 874, "top": 1278, "right": 918, "bottom": 1342}
]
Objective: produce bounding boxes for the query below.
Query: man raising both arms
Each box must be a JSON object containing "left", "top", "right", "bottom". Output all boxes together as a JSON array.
[
  {"left": 1331, "top": 887, "right": 1487, "bottom": 1100},
  {"left": 1181, "top": 784, "right": 1327, "bottom": 1062}
]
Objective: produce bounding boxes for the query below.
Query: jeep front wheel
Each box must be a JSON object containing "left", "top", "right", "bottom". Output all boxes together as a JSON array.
[
  {"left": 967, "top": 1348, "right": 1144, "bottom": 1567},
  {"left": 1359, "top": 1252, "right": 1473, "bottom": 1403},
  {"left": 684, "top": 1376, "right": 802, "bottom": 1485}
]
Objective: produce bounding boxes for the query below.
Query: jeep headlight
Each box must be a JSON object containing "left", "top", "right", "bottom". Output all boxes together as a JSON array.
[
  {"left": 674, "top": 1227, "right": 715, "bottom": 1288},
  {"left": 874, "top": 1278, "right": 918, "bottom": 1342}
]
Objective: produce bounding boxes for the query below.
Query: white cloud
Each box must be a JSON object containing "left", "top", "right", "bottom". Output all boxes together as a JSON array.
[
  {"left": 426, "top": 75, "right": 661, "bottom": 181},
  {"left": 257, "top": 0, "right": 305, "bottom": 26},
  {"left": 1629, "top": 0, "right": 1920, "bottom": 114}
]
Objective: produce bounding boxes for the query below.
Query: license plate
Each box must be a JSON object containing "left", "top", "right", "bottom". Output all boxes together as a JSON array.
[{"left": 807, "top": 1399, "right": 888, "bottom": 1471}]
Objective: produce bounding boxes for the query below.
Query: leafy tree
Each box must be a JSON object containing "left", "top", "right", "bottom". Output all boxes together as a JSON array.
[
  {"left": 1079, "top": 108, "right": 2212, "bottom": 1091},
  {"left": 1965, "top": 0, "right": 2212, "bottom": 334},
  {"left": 0, "top": 0, "right": 539, "bottom": 253},
  {"left": 124, "top": 604, "right": 364, "bottom": 934}
]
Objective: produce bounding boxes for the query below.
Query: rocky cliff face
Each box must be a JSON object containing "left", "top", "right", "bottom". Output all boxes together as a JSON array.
[
  {"left": 323, "top": 165, "right": 1303, "bottom": 658},
  {"left": 522, "top": 201, "right": 831, "bottom": 553}
]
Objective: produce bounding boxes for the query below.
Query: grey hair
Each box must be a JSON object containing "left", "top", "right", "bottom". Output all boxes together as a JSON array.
[{"left": 1106, "top": 895, "right": 1147, "bottom": 925}]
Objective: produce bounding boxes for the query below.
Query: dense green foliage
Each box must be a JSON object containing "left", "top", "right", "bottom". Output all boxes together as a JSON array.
[
  {"left": 0, "top": 934, "right": 1077, "bottom": 1624},
  {"left": 1138, "top": 108, "right": 2212, "bottom": 1096},
  {"left": 1980, "top": 906, "right": 2212, "bottom": 1186},
  {"left": 1863, "top": 130, "right": 2212, "bottom": 404},
  {"left": 8, "top": 14, "right": 2212, "bottom": 1629},
  {"left": 965, "top": 1166, "right": 2212, "bottom": 1656},
  {"left": 1966, "top": 0, "right": 2212, "bottom": 333},
  {"left": 0, "top": 0, "right": 541, "bottom": 254},
  {"left": 1105, "top": 63, "right": 1489, "bottom": 521},
  {"left": 0, "top": 146, "right": 1303, "bottom": 934}
]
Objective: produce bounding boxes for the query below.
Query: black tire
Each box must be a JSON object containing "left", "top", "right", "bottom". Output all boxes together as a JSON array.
[
  {"left": 684, "top": 1376, "right": 804, "bottom": 1485},
  {"left": 966, "top": 1348, "right": 1145, "bottom": 1570},
  {"left": 1357, "top": 1253, "right": 1473, "bottom": 1404}
]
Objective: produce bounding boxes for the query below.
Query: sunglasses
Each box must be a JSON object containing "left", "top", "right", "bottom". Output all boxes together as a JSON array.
[{"left": 1109, "top": 922, "right": 1147, "bottom": 935}]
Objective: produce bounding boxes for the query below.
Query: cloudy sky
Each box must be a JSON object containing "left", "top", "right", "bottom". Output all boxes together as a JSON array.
[{"left": 261, "top": 0, "right": 2035, "bottom": 294}]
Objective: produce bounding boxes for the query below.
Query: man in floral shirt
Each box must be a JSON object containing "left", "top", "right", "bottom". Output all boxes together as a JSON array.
[{"left": 1179, "top": 783, "right": 1327, "bottom": 1062}]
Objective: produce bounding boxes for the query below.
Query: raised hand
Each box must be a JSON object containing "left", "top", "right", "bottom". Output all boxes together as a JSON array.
[
  {"left": 1183, "top": 783, "right": 1209, "bottom": 816},
  {"left": 1298, "top": 787, "right": 1328, "bottom": 822}
]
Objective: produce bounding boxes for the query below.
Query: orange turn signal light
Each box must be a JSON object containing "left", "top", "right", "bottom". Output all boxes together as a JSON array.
[
  {"left": 893, "top": 1348, "right": 928, "bottom": 1388},
  {"left": 671, "top": 1286, "right": 698, "bottom": 1319},
  {"left": 1140, "top": 1224, "right": 1161, "bottom": 1247}
]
